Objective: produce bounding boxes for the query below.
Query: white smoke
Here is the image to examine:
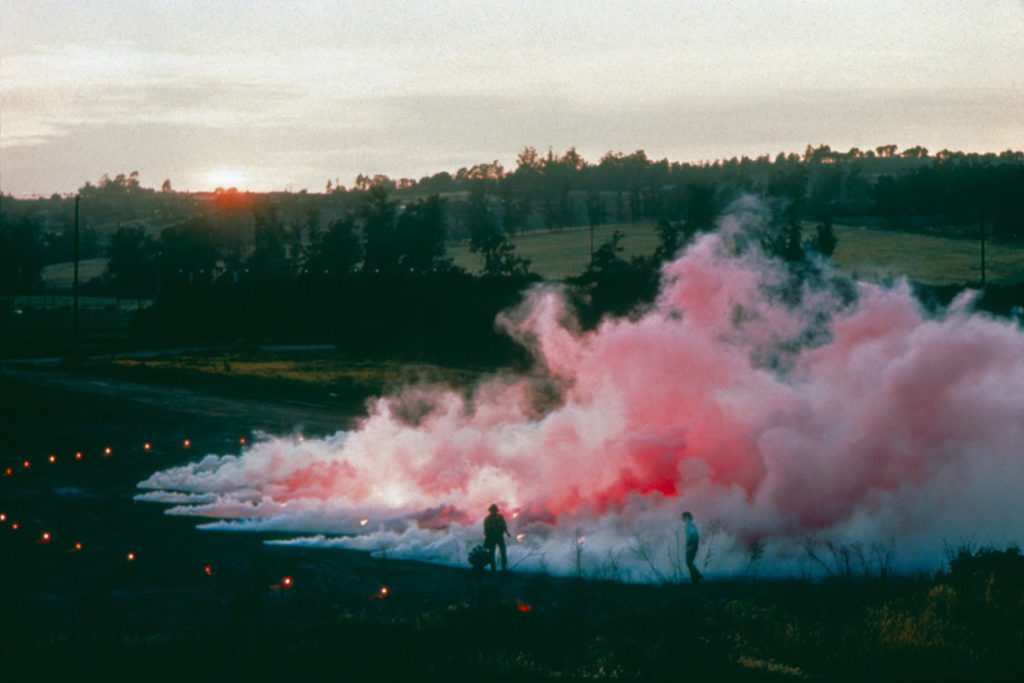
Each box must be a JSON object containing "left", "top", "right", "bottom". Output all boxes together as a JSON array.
[{"left": 138, "top": 200, "right": 1024, "bottom": 581}]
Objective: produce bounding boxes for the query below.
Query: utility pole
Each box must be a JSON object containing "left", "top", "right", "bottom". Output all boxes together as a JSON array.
[
  {"left": 980, "top": 208, "right": 987, "bottom": 288},
  {"left": 73, "top": 195, "right": 80, "bottom": 362}
]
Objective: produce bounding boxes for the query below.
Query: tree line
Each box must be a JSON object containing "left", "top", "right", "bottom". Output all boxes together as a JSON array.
[{"left": 2, "top": 143, "right": 1022, "bottom": 303}]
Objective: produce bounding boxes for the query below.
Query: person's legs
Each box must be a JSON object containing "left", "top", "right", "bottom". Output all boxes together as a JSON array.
[
  {"left": 498, "top": 538, "right": 507, "bottom": 571},
  {"left": 686, "top": 547, "right": 702, "bottom": 584}
]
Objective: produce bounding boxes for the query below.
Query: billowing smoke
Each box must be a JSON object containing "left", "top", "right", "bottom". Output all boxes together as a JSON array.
[{"left": 138, "top": 199, "right": 1024, "bottom": 580}]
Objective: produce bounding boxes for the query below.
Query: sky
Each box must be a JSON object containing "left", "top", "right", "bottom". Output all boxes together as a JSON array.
[{"left": 1, "top": 0, "right": 1023, "bottom": 197}]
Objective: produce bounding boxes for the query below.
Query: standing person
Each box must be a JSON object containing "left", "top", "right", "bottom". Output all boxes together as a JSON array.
[
  {"left": 483, "top": 504, "right": 511, "bottom": 572},
  {"left": 681, "top": 511, "right": 702, "bottom": 584}
]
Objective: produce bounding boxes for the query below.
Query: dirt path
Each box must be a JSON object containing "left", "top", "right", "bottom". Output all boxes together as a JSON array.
[{"left": 0, "top": 365, "right": 358, "bottom": 436}]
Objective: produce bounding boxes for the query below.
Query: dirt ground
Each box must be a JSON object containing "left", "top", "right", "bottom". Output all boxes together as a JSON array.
[
  {"left": 0, "top": 368, "right": 733, "bottom": 681},
  {"left": 2, "top": 367, "right": 1021, "bottom": 682}
]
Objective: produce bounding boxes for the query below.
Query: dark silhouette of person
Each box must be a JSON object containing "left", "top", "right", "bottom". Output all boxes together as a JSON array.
[
  {"left": 682, "top": 511, "right": 702, "bottom": 584},
  {"left": 483, "top": 503, "right": 511, "bottom": 572}
]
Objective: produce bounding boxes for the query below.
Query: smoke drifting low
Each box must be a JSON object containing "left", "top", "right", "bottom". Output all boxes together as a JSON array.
[{"left": 139, "top": 201, "right": 1024, "bottom": 580}]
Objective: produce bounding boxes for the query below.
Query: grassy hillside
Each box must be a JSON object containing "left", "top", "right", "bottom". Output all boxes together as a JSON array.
[
  {"left": 449, "top": 222, "right": 661, "bottom": 278},
  {"left": 33, "top": 223, "right": 1024, "bottom": 291},
  {"left": 450, "top": 221, "right": 1024, "bottom": 285},
  {"left": 831, "top": 224, "right": 1023, "bottom": 285},
  {"left": 41, "top": 258, "right": 108, "bottom": 289}
]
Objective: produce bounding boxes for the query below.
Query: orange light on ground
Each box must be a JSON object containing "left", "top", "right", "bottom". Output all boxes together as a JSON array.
[
  {"left": 49, "top": 454, "right": 56, "bottom": 464},
  {"left": 517, "top": 601, "right": 532, "bottom": 613},
  {"left": 516, "top": 533, "right": 526, "bottom": 542},
  {"left": 359, "top": 518, "right": 369, "bottom": 527},
  {"left": 11, "top": 523, "right": 19, "bottom": 530},
  {"left": 73, "top": 542, "right": 83, "bottom": 551},
  {"left": 239, "top": 437, "right": 246, "bottom": 445},
  {"left": 204, "top": 565, "right": 213, "bottom": 575},
  {"left": 39, "top": 532, "right": 51, "bottom": 544},
  {"left": 143, "top": 443, "right": 151, "bottom": 451},
  {"left": 75, "top": 452, "right": 83, "bottom": 460},
  {"left": 3, "top": 467, "right": 11, "bottom": 476},
  {"left": 22, "top": 460, "right": 30, "bottom": 469},
  {"left": 127, "top": 552, "right": 136, "bottom": 562},
  {"left": 183, "top": 439, "right": 191, "bottom": 449},
  {"left": 104, "top": 447, "right": 112, "bottom": 456},
  {"left": 512, "top": 511, "right": 520, "bottom": 519}
]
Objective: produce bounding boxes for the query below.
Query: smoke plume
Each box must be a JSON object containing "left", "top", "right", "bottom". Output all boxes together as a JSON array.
[{"left": 139, "top": 200, "right": 1024, "bottom": 580}]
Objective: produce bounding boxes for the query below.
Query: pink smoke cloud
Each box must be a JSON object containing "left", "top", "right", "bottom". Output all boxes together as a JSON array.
[{"left": 139, "top": 212, "right": 1024, "bottom": 578}]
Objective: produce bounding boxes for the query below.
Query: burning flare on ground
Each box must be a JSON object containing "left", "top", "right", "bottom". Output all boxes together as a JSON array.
[{"left": 138, "top": 200, "right": 1024, "bottom": 579}]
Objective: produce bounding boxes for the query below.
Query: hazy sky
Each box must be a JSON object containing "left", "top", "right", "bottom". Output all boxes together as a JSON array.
[{"left": 2, "top": 0, "right": 1022, "bottom": 196}]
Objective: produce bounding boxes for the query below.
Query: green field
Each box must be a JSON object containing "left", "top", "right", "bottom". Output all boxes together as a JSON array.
[
  {"left": 451, "top": 221, "right": 1024, "bottom": 284},
  {"left": 33, "top": 224, "right": 1024, "bottom": 290},
  {"left": 831, "top": 224, "right": 1023, "bottom": 285},
  {"left": 41, "top": 258, "right": 108, "bottom": 289},
  {"left": 449, "top": 222, "right": 660, "bottom": 278}
]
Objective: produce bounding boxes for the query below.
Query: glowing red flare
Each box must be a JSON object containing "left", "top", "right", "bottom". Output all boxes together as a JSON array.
[
  {"left": 41, "top": 532, "right": 51, "bottom": 543},
  {"left": 75, "top": 452, "right": 83, "bottom": 460},
  {"left": 49, "top": 454, "right": 56, "bottom": 464},
  {"left": 127, "top": 552, "right": 135, "bottom": 561},
  {"left": 0, "top": 513, "right": 5, "bottom": 522},
  {"left": 11, "top": 523, "right": 19, "bottom": 530},
  {"left": 282, "top": 576, "right": 293, "bottom": 587},
  {"left": 518, "top": 602, "right": 532, "bottom": 613},
  {"left": 380, "top": 586, "right": 388, "bottom": 596},
  {"left": 359, "top": 518, "right": 369, "bottom": 527},
  {"left": 3, "top": 467, "right": 11, "bottom": 476},
  {"left": 104, "top": 447, "right": 112, "bottom": 456},
  {"left": 144, "top": 443, "right": 151, "bottom": 451},
  {"left": 22, "top": 460, "right": 30, "bottom": 469},
  {"left": 239, "top": 437, "right": 246, "bottom": 445},
  {"left": 74, "top": 542, "right": 83, "bottom": 551},
  {"left": 183, "top": 439, "right": 191, "bottom": 449},
  {"left": 204, "top": 565, "right": 213, "bottom": 575}
]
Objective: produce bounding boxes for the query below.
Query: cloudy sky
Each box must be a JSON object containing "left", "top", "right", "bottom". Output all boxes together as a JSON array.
[{"left": 2, "top": 0, "right": 1022, "bottom": 196}]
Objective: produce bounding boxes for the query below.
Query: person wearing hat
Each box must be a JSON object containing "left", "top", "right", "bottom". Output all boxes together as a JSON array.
[
  {"left": 483, "top": 504, "right": 511, "bottom": 572},
  {"left": 681, "top": 511, "right": 702, "bottom": 584}
]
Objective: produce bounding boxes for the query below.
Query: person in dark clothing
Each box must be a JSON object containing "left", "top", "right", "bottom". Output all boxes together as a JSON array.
[
  {"left": 681, "top": 510, "right": 702, "bottom": 584},
  {"left": 483, "top": 504, "right": 511, "bottom": 572}
]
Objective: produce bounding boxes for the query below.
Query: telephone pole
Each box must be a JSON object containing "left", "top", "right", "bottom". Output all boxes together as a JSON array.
[{"left": 73, "top": 195, "right": 80, "bottom": 362}]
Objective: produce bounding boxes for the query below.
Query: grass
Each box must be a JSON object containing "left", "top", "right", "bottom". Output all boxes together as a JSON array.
[
  {"left": 36, "top": 223, "right": 1024, "bottom": 286},
  {"left": 449, "top": 220, "right": 1024, "bottom": 284},
  {"left": 449, "top": 222, "right": 661, "bottom": 278},
  {"left": 99, "top": 351, "right": 491, "bottom": 407},
  {"left": 831, "top": 223, "right": 1024, "bottom": 285},
  {"left": 41, "top": 258, "right": 108, "bottom": 288}
]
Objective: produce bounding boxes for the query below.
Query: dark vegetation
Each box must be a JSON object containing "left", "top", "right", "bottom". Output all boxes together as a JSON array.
[
  {"left": 1, "top": 374, "right": 1022, "bottom": 681},
  {"left": 3, "top": 143, "right": 1022, "bottom": 362}
]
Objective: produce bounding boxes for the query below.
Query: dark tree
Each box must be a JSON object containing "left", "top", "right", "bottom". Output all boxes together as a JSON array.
[
  {"left": 585, "top": 230, "right": 630, "bottom": 277},
  {"left": 105, "top": 225, "right": 156, "bottom": 302},
  {"left": 683, "top": 183, "right": 718, "bottom": 233},
  {"left": 157, "top": 219, "right": 221, "bottom": 287},
  {"left": 307, "top": 215, "right": 362, "bottom": 275},
  {"left": 810, "top": 219, "right": 838, "bottom": 258},
  {"left": 247, "top": 203, "right": 291, "bottom": 279},
  {"left": 360, "top": 184, "right": 400, "bottom": 273},
  {"left": 0, "top": 214, "right": 45, "bottom": 295},
  {"left": 396, "top": 194, "right": 447, "bottom": 272},
  {"left": 467, "top": 184, "right": 530, "bottom": 276}
]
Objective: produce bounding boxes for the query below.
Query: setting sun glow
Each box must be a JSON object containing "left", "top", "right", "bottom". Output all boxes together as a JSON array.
[{"left": 201, "top": 167, "right": 249, "bottom": 191}]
